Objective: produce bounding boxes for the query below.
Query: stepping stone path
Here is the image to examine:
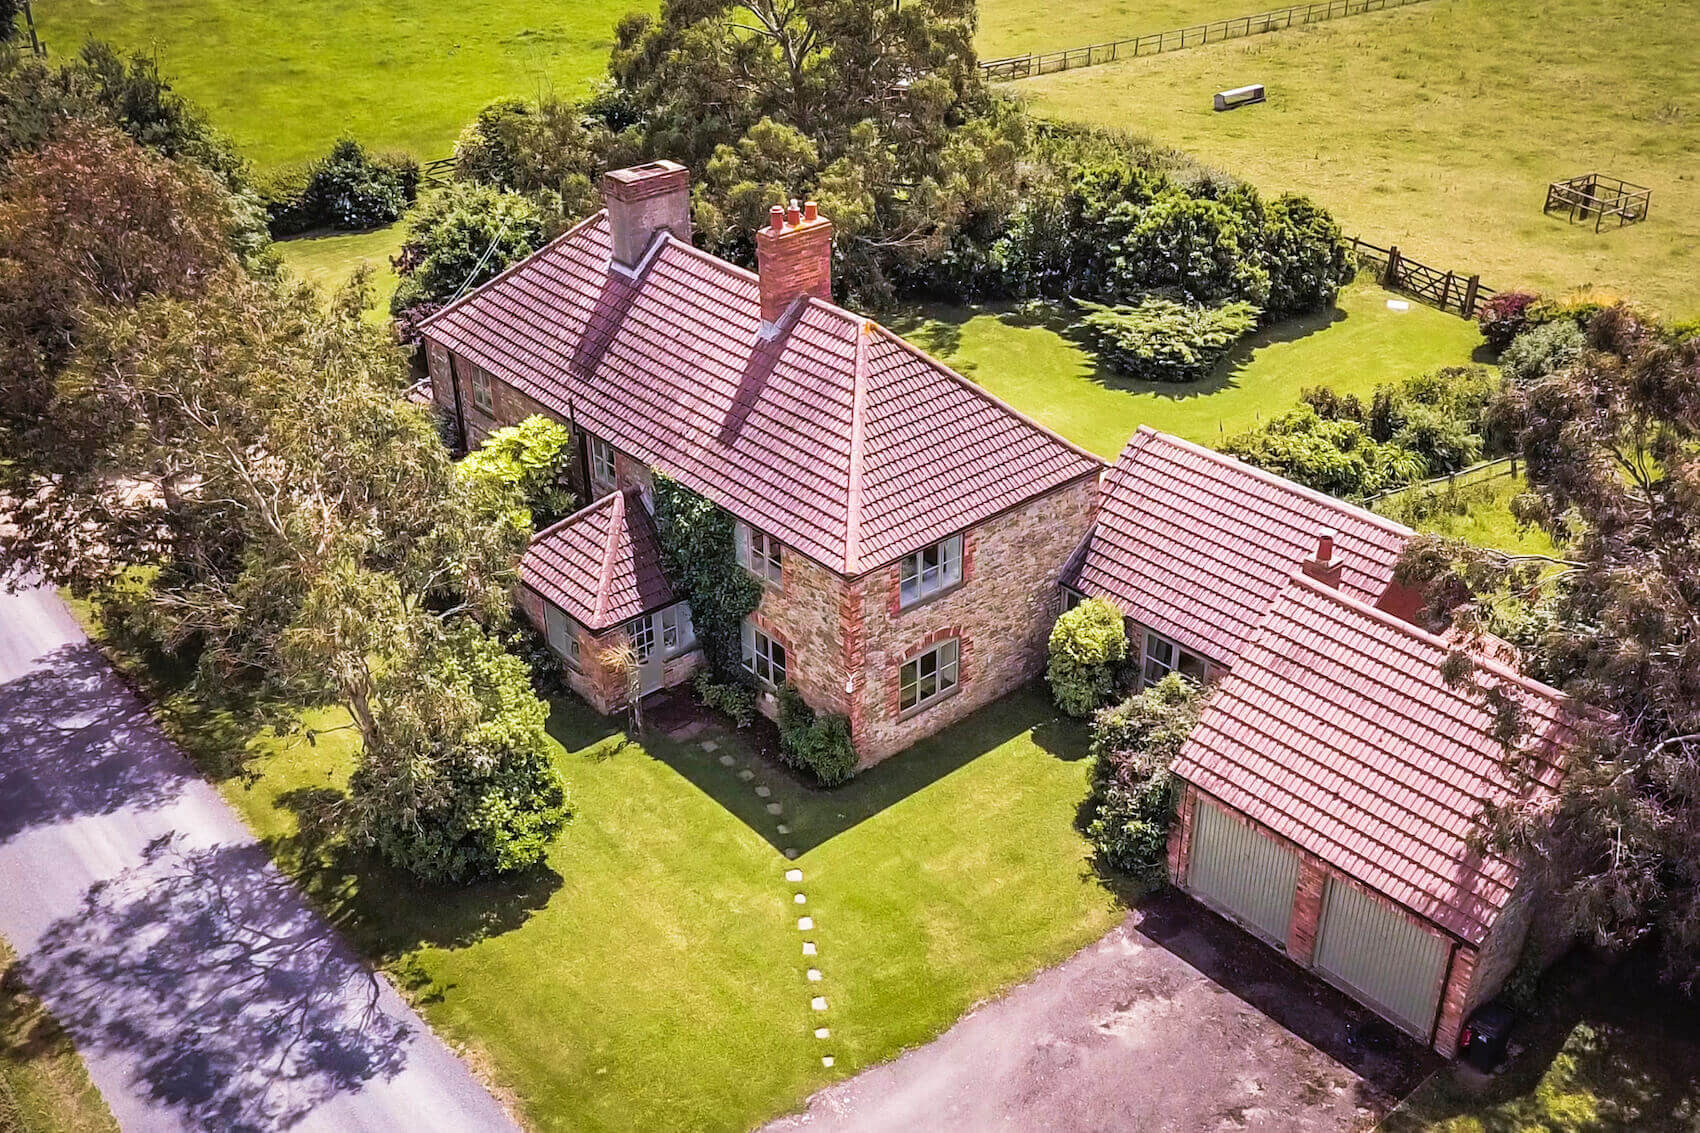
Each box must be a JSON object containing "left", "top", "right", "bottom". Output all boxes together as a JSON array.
[
  {"left": 701, "top": 740, "right": 718, "bottom": 752},
  {"left": 755, "top": 786, "right": 771, "bottom": 798},
  {"left": 776, "top": 824, "right": 791, "bottom": 835},
  {"left": 738, "top": 769, "right": 755, "bottom": 781},
  {"left": 787, "top": 868, "right": 841, "bottom": 1076},
  {"left": 766, "top": 802, "right": 784, "bottom": 816},
  {"left": 718, "top": 754, "right": 735, "bottom": 767}
]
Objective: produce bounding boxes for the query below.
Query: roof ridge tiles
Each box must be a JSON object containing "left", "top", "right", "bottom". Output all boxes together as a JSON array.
[
  {"left": 592, "top": 489, "right": 628, "bottom": 627},
  {"left": 843, "top": 322, "right": 871, "bottom": 574}
]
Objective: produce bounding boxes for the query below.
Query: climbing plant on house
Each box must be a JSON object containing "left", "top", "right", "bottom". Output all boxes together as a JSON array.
[{"left": 651, "top": 472, "right": 761, "bottom": 679}]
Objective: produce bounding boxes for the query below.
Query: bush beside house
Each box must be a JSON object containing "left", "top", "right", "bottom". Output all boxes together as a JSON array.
[
  {"left": 1084, "top": 674, "right": 1206, "bottom": 878},
  {"left": 1046, "top": 597, "right": 1128, "bottom": 717}
]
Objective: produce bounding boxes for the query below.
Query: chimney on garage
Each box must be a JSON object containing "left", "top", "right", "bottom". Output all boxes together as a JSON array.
[
  {"left": 1301, "top": 529, "right": 1345, "bottom": 589},
  {"left": 755, "top": 198, "right": 833, "bottom": 338},
  {"left": 602, "top": 161, "right": 692, "bottom": 273}
]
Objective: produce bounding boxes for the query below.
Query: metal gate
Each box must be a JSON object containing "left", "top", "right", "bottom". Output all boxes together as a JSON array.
[
  {"left": 1313, "top": 879, "right": 1451, "bottom": 1038},
  {"left": 1185, "top": 800, "right": 1300, "bottom": 947}
]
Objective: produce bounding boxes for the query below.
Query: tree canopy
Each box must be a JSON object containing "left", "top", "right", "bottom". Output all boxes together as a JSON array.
[{"left": 1400, "top": 307, "right": 1700, "bottom": 984}]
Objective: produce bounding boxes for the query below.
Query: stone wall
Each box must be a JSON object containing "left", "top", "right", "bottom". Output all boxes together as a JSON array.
[
  {"left": 747, "top": 553, "right": 852, "bottom": 722},
  {"left": 848, "top": 476, "right": 1099, "bottom": 765}
]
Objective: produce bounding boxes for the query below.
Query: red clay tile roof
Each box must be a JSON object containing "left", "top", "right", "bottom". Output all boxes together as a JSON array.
[
  {"left": 520, "top": 489, "right": 675, "bottom": 632},
  {"left": 1174, "top": 573, "right": 1574, "bottom": 944},
  {"left": 1062, "top": 426, "right": 1412, "bottom": 666},
  {"left": 421, "top": 215, "right": 1102, "bottom": 574}
]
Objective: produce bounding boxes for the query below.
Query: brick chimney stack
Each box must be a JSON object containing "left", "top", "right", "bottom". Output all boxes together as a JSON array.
[
  {"left": 1301, "top": 528, "right": 1344, "bottom": 588},
  {"left": 602, "top": 161, "right": 691, "bottom": 272},
  {"left": 755, "top": 197, "right": 833, "bottom": 338}
]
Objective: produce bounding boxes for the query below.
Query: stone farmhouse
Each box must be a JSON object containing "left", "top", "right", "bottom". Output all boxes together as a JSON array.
[{"left": 418, "top": 162, "right": 1574, "bottom": 1056}]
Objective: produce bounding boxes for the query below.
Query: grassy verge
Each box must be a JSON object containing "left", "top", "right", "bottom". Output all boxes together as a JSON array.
[
  {"left": 74, "top": 595, "right": 1121, "bottom": 1131},
  {"left": 977, "top": 0, "right": 1263, "bottom": 61},
  {"left": 1383, "top": 955, "right": 1700, "bottom": 1131},
  {"left": 0, "top": 939, "right": 117, "bottom": 1133},
  {"left": 1021, "top": 0, "right": 1700, "bottom": 320},
  {"left": 38, "top": 0, "right": 647, "bottom": 169},
  {"left": 893, "top": 279, "right": 1485, "bottom": 459}
]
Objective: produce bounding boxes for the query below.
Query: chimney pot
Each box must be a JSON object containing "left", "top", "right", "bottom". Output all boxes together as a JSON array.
[
  {"left": 755, "top": 195, "right": 834, "bottom": 337},
  {"left": 1317, "top": 529, "right": 1335, "bottom": 563},
  {"left": 1303, "top": 528, "right": 1344, "bottom": 588},
  {"left": 602, "top": 160, "right": 691, "bottom": 270}
]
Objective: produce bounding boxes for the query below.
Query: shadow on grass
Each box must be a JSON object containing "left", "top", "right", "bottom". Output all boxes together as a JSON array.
[
  {"left": 612, "top": 686, "right": 1089, "bottom": 854},
  {"left": 1382, "top": 948, "right": 1700, "bottom": 1130}
]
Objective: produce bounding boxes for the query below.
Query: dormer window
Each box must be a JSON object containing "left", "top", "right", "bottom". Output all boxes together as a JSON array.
[
  {"left": 899, "top": 534, "right": 962, "bottom": 607},
  {"left": 736, "top": 521, "right": 783, "bottom": 586}
]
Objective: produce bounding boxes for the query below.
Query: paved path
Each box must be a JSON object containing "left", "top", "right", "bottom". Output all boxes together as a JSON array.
[
  {"left": 766, "top": 894, "right": 1429, "bottom": 1133},
  {"left": 0, "top": 583, "right": 517, "bottom": 1132}
]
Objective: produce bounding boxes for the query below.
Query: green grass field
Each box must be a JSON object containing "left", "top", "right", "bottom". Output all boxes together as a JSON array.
[
  {"left": 1022, "top": 0, "right": 1700, "bottom": 319},
  {"left": 79, "top": 593, "right": 1121, "bottom": 1133},
  {"left": 977, "top": 0, "right": 1250, "bottom": 61},
  {"left": 893, "top": 279, "right": 1484, "bottom": 459},
  {"left": 276, "top": 223, "right": 405, "bottom": 320},
  {"left": 1, "top": 939, "right": 118, "bottom": 1133},
  {"left": 39, "top": 0, "right": 647, "bottom": 168}
]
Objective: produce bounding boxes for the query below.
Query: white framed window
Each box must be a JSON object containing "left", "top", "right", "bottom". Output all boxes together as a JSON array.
[
  {"left": 587, "top": 435, "right": 617, "bottom": 490},
  {"left": 545, "top": 604, "right": 581, "bottom": 671},
  {"left": 625, "top": 614, "right": 656, "bottom": 664},
  {"left": 735, "top": 520, "right": 783, "bottom": 586},
  {"left": 741, "top": 620, "right": 787, "bottom": 688},
  {"left": 899, "top": 534, "right": 963, "bottom": 608},
  {"left": 900, "top": 638, "right": 959, "bottom": 715},
  {"left": 660, "top": 602, "right": 696, "bottom": 656},
  {"left": 470, "top": 366, "right": 494, "bottom": 415},
  {"left": 1061, "top": 586, "right": 1086, "bottom": 612},
  {"left": 1143, "top": 631, "right": 1208, "bottom": 688}
]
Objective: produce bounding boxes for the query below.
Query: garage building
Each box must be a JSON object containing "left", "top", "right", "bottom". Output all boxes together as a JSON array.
[{"left": 1167, "top": 573, "right": 1574, "bottom": 1054}]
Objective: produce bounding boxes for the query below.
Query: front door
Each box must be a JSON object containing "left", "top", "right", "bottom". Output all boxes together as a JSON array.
[{"left": 626, "top": 614, "right": 665, "bottom": 696}]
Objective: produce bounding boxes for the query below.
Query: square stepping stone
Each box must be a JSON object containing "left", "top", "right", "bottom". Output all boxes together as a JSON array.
[
  {"left": 794, "top": 893, "right": 807, "bottom": 905},
  {"left": 811, "top": 996, "right": 828, "bottom": 1011},
  {"left": 797, "top": 916, "right": 813, "bottom": 931},
  {"left": 718, "top": 754, "right": 735, "bottom": 767},
  {"left": 806, "top": 968, "right": 822, "bottom": 982},
  {"left": 814, "top": 1027, "right": 830, "bottom": 1040},
  {"left": 765, "top": 802, "right": 783, "bottom": 815},
  {"left": 776, "top": 824, "right": 791, "bottom": 835},
  {"left": 738, "top": 769, "right": 755, "bottom": 781},
  {"left": 784, "top": 848, "right": 799, "bottom": 859},
  {"left": 755, "top": 786, "right": 771, "bottom": 798},
  {"left": 802, "top": 941, "right": 817, "bottom": 956},
  {"left": 785, "top": 868, "right": 803, "bottom": 882},
  {"left": 822, "top": 1056, "right": 835, "bottom": 1068},
  {"left": 701, "top": 740, "right": 718, "bottom": 753}
]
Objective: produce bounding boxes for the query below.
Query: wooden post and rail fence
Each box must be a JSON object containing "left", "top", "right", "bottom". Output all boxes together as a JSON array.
[
  {"left": 1347, "top": 237, "right": 1496, "bottom": 319},
  {"left": 980, "top": 0, "right": 1435, "bottom": 81},
  {"left": 1363, "top": 455, "right": 1521, "bottom": 509}
]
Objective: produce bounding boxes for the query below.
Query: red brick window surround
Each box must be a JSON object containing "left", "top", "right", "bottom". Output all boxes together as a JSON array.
[
  {"left": 895, "top": 532, "right": 966, "bottom": 610},
  {"left": 896, "top": 629, "right": 966, "bottom": 718}
]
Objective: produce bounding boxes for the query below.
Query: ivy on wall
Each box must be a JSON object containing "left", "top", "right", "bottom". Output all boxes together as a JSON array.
[{"left": 651, "top": 472, "right": 762, "bottom": 678}]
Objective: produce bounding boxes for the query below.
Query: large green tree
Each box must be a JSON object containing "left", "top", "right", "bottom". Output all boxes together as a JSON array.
[
  {"left": 1400, "top": 308, "right": 1700, "bottom": 984},
  {"left": 3, "top": 270, "right": 566, "bottom": 880}
]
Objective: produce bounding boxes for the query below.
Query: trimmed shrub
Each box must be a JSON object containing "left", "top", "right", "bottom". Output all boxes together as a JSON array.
[
  {"left": 1077, "top": 296, "right": 1260, "bottom": 383},
  {"left": 1084, "top": 674, "right": 1206, "bottom": 878},
  {"left": 776, "top": 684, "right": 857, "bottom": 786},
  {"left": 693, "top": 670, "right": 757, "bottom": 728},
  {"left": 1046, "top": 597, "right": 1128, "bottom": 717},
  {"left": 1106, "top": 193, "right": 1270, "bottom": 306},
  {"left": 1260, "top": 193, "right": 1356, "bottom": 317},
  {"left": 263, "top": 138, "right": 418, "bottom": 236},
  {"left": 1501, "top": 319, "right": 1586, "bottom": 387},
  {"left": 1476, "top": 290, "right": 1540, "bottom": 353}
]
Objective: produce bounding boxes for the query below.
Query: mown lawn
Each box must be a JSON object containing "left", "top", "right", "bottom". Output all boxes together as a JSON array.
[
  {"left": 83, "top": 602, "right": 1121, "bottom": 1133},
  {"left": 976, "top": 0, "right": 1260, "bottom": 61},
  {"left": 0, "top": 939, "right": 117, "bottom": 1133},
  {"left": 893, "top": 279, "right": 1485, "bottom": 460},
  {"left": 1021, "top": 0, "right": 1700, "bottom": 320},
  {"left": 276, "top": 223, "right": 406, "bottom": 318},
  {"left": 39, "top": 0, "right": 646, "bottom": 168}
]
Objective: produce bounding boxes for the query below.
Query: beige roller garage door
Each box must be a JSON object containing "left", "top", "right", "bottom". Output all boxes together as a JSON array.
[
  {"left": 1185, "top": 800, "right": 1300, "bottom": 947},
  {"left": 1313, "top": 878, "right": 1451, "bottom": 1038}
]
